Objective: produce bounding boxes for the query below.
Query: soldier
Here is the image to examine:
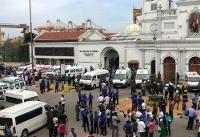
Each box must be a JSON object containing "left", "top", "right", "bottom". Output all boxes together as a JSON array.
[{"left": 75, "top": 102, "right": 80, "bottom": 121}]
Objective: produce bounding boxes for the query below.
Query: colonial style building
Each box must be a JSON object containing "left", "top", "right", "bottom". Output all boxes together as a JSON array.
[{"left": 32, "top": 0, "right": 200, "bottom": 82}]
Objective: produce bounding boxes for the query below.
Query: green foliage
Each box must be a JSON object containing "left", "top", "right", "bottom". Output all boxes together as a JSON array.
[{"left": 0, "top": 32, "right": 35, "bottom": 62}]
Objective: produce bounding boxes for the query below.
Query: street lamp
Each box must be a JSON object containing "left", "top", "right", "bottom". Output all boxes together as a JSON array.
[{"left": 29, "top": 0, "right": 34, "bottom": 71}]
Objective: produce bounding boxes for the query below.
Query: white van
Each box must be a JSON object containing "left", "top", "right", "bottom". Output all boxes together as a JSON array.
[
  {"left": 0, "top": 89, "right": 39, "bottom": 110},
  {"left": 45, "top": 65, "right": 60, "bottom": 77},
  {"left": 112, "top": 68, "right": 132, "bottom": 87},
  {"left": 0, "top": 101, "right": 49, "bottom": 137},
  {"left": 65, "top": 65, "right": 84, "bottom": 77},
  {"left": 185, "top": 72, "right": 200, "bottom": 92},
  {"left": 79, "top": 69, "right": 110, "bottom": 89},
  {"left": 16, "top": 66, "right": 28, "bottom": 76},
  {"left": 1, "top": 76, "right": 26, "bottom": 90},
  {"left": 135, "top": 68, "right": 149, "bottom": 87}
]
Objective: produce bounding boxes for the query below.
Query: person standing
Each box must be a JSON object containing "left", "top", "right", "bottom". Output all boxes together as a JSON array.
[
  {"left": 59, "top": 122, "right": 66, "bottom": 137},
  {"left": 147, "top": 119, "right": 156, "bottom": 137},
  {"left": 75, "top": 102, "right": 80, "bottom": 121},
  {"left": 4, "top": 123, "right": 13, "bottom": 137},
  {"left": 112, "top": 112, "right": 119, "bottom": 137},
  {"left": 55, "top": 78, "right": 59, "bottom": 93},
  {"left": 123, "top": 120, "right": 132, "bottom": 137},
  {"left": 93, "top": 111, "right": 99, "bottom": 134},
  {"left": 68, "top": 128, "right": 77, "bottom": 137},
  {"left": 88, "top": 93, "right": 93, "bottom": 109},
  {"left": 81, "top": 108, "right": 90, "bottom": 132},
  {"left": 187, "top": 106, "right": 197, "bottom": 130},
  {"left": 165, "top": 113, "right": 172, "bottom": 136},
  {"left": 89, "top": 110, "right": 94, "bottom": 133},
  {"left": 137, "top": 118, "right": 146, "bottom": 137},
  {"left": 61, "top": 94, "right": 66, "bottom": 112},
  {"left": 47, "top": 78, "right": 50, "bottom": 92}
]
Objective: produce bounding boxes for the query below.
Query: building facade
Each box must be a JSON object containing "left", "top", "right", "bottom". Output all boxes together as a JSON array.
[{"left": 32, "top": 0, "right": 200, "bottom": 82}]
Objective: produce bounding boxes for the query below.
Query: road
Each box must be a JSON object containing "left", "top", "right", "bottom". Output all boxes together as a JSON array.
[{"left": 27, "top": 85, "right": 197, "bottom": 137}]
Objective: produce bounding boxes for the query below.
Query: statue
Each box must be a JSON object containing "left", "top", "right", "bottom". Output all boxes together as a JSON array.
[{"left": 189, "top": 12, "right": 200, "bottom": 33}]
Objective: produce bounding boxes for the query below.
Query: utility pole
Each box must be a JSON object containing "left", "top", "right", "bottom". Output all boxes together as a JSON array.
[{"left": 29, "top": 0, "right": 34, "bottom": 70}]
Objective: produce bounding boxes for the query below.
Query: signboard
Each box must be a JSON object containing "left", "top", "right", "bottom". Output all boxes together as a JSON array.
[
  {"left": 60, "top": 64, "right": 66, "bottom": 75},
  {"left": 80, "top": 50, "right": 98, "bottom": 56}
]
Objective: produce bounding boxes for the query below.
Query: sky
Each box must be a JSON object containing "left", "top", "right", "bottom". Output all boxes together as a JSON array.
[{"left": 0, "top": 0, "right": 142, "bottom": 38}]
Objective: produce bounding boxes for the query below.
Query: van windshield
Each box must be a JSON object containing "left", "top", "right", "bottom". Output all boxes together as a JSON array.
[
  {"left": 136, "top": 74, "right": 148, "bottom": 80},
  {"left": 82, "top": 75, "right": 92, "bottom": 80},
  {"left": 5, "top": 96, "right": 22, "bottom": 104},
  {"left": 17, "top": 68, "right": 24, "bottom": 71},
  {"left": 24, "top": 96, "right": 39, "bottom": 102},
  {"left": 0, "top": 117, "right": 13, "bottom": 126},
  {"left": 114, "top": 74, "right": 126, "bottom": 79},
  {"left": 188, "top": 77, "right": 200, "bottom": 82}
]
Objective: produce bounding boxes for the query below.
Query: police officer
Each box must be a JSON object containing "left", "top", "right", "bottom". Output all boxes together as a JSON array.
[
  {"left": 81, "top": 108, "right": 90, "bottom": 132},
  {"left": 94, "top": 111, "right": 99, "bottom": 134},
  {"left": 88, "top": 93, "right": 93, "bottom": 109},
  {"left": 89, "top": 110, "right": 94, "bottom": 133}
]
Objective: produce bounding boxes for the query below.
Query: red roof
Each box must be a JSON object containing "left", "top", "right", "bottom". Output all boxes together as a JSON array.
[
  {"left": 35, "top": 31, "right": 85, "bottom": 42},
  {"left": 35, "top": 31, "right": 116, "bottom": 42}
]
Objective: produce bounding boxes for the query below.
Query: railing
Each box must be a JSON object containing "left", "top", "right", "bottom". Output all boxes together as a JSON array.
[{"left": 158, "top": 9, "right": 177, "bottom": 16}]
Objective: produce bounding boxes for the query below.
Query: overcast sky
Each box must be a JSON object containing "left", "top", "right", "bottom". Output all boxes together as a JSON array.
[{"left": 1, "top": 0, "right": 142, "bottom": 38}]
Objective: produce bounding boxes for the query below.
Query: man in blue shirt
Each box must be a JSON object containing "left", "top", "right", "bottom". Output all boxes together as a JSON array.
[
  {"left": 81, "top": 108, "right": 90, "bottom": 132},
  {"left": 186, "top": 106, "right": 197, "bottom": 130},
  {"left": 88, "top": 93, "right": 93, "bottom": 109}
]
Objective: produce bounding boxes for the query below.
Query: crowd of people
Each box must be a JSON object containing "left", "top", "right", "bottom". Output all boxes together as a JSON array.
[{"left": 1, "top": 64, "right": 200, "bottom": 137}]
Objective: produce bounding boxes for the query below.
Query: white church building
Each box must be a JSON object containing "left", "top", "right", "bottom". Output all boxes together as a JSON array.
[{"left": 32, "top": 0, "right": 200, "bottom": 82}]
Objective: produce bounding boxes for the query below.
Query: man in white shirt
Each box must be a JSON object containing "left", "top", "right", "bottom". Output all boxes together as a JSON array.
[
  {"left": 97, "top": 94, "right": 104, "bottom": 103},
  {"left": 136, "top": 110, "right": 142, "bottom": 119},
  {"left": 159, "top": 110, "right": 164, "bottom": 123},
  {"left": 60, "top": 94, "right": 66, "bottom": 111},
  {"left": 137, "top": 119, "right": 146, "bottom": 137},
  {"left": 104, "top": 95, "right": 110, "bottom": 106}
]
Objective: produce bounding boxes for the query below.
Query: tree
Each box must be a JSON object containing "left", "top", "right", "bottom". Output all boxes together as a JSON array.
[{"left": 24, "top": 32, "right": 37, "bottom": 43}]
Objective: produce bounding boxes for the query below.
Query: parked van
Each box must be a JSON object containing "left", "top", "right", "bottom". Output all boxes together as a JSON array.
[
  {"left": 1, "top": 76, "right": 26, "bottom": 90},
  {"left": 79, "top": 69, "right": 110, "bottom": 89},
  {"left": 135, "top": 68, "right": 149, "bottom": 87},
  {"left": 112, "top": 68, "right": 132, "bottom": 87},
  {"left": 0, "top": 101, "right": 49, "bottom": 137},
  {"left": 65, "top": 65, "right": 84, "bottom": 77},
  {"left": 0, "top": 83, "right": 8, "bottom": 100},
  {"left": 45, "top": 65, "right": 60, "bottom": 77},
  {"left": 185, "top": 72, "right": 200, "bottom": 92},
  {"left": 0, "top": 89, "right": 39, "bottom": 110},
  {"left": 16, "top": 66, "right": 28, "bottom": 76}
]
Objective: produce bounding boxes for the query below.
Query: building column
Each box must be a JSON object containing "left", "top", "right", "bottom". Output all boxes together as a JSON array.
[
  {"left": 155, "top": 49, "right": 161, "bottom": 76},
  {"left": 141, "top": 49, "right": 145, "bottom": 68},
  {"left": 177, "top": 49, "right": 181, "bottom": 74},
  {"left": 124, "top": 48, "right": 127, "bottom": 68},
  {"left": 183, "top": 50, "right": 187, "bottom": 74}
]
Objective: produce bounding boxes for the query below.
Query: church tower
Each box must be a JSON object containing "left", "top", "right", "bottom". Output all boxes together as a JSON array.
[{"left": 141, "top": 0, "right": 171, "bottom": 37}]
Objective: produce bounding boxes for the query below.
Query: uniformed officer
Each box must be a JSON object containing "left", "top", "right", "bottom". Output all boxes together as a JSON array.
[{"left": 75, "top": 102, "right": 80, "bottom": 121}]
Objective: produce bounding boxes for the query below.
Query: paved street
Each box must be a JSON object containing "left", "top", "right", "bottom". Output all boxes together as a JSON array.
[{"left": 27, "top": 85, "right": 197, "bottom": 137}]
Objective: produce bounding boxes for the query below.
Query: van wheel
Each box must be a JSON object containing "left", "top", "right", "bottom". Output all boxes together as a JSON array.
[
  {"left": 92, "top": 85, "right": 96, "bottom": 90},
  {"left": 21, "top": 129, "right": 28, "bottom": 137}
]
